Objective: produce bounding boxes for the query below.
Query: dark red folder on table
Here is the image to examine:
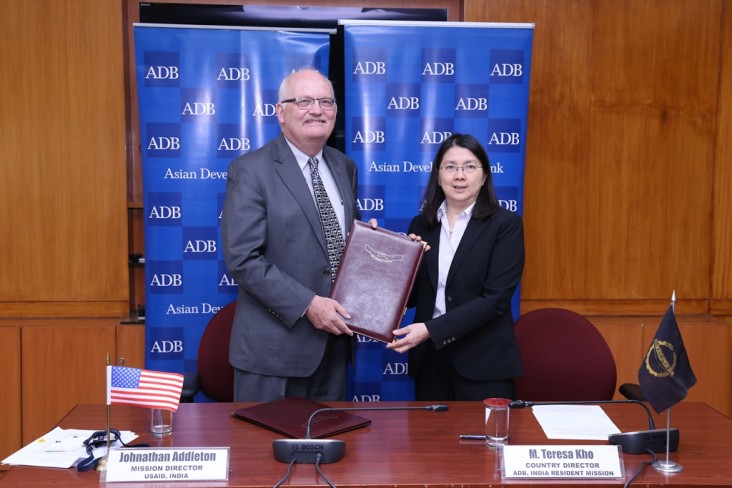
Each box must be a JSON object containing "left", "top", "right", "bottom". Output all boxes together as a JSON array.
[
  {"left": 233, "top": 396, "right": 371, "bottom": 439},
  {"left": 329, "top": 220, "right": 425, "bottom": 343}
]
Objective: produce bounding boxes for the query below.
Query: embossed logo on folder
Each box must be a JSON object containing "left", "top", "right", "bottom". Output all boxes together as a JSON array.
[{"left": 364, "top": 243, "right": 404, "bottom": 263}]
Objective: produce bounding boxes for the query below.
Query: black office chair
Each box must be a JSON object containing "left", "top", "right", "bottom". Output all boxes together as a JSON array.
[
  {"left": 618, "top": 382, "right": 647, "bottom": 401},
  {"left": 180, "top": 301, "right": 235, "bottom": 402},
  {"left": 514, "top": 308, "right": 617, "bottom": 401}
]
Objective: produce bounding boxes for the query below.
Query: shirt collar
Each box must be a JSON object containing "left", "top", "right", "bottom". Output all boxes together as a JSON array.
[
  {"left": 436, "top": 200, "right": 476, "bottom": 221},
  {"left": 284, "top": 139, "right": 323, "bottom": 172}
]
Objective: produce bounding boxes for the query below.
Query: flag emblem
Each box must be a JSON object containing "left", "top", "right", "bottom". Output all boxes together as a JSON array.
[{"left": 644, "top": 339, "right": 677, "bottom": 378}]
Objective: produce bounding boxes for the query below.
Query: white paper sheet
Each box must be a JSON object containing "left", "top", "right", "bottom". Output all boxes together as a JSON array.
[
  {"left": 2, "top": 427, "right": 139, "bottom": 469},
  {"left": 531, "top": 405, "right": 621, "bottom": 440}
]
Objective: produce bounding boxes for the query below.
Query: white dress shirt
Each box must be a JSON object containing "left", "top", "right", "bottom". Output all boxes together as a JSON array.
[
  {"left": 433, "top": 200, "right": 475, "bottom": 319},
  {"left": 286, "top": 142, "right": 346, "bottom": 241}
]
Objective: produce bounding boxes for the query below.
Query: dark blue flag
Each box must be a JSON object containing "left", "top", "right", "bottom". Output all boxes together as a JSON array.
[{"left": 638, "top": 306, "right": 697, "bottom": 413}]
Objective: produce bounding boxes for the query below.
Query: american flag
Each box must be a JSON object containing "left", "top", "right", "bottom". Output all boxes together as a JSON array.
[{"left": 106, "top": 365, "right": 184, "bottom": 412}]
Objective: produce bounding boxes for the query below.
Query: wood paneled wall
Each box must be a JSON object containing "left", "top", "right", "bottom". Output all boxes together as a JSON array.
[
  {"left": 715, "top": 3, "right": 732, "bottom": 317},
  {"left": 464, "top": 0, "right": 732, "bottom": 416},
  {"left": 0, "top": 0, "right": 129, "bottom": 318},
  {"left": 465, "top": 0, "right": 732, "bottom": 318},
  {"left": 4, "top": 0, "right": 727, "bottom": 319},
  {"left": 0, "top": 327, "right": 21, "bottom": 461},
  {"left": 0, "top": 0, "right": 729, "bottom": 428}
]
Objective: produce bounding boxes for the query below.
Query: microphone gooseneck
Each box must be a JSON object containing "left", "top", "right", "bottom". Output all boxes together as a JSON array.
[
  {"left": 274, "top": 404, "right": 449, "bottom": 464},
  {"left": 509, "top": 399, "right": 678, "bottom": 454}
]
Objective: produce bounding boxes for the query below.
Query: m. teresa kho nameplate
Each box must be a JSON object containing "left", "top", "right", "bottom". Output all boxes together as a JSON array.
[
  {"left": 103, "top": 447, "right": 229, "bottom": 482},
  {"left": 501, "top": 445, "right": 624, "bottom": 479}
]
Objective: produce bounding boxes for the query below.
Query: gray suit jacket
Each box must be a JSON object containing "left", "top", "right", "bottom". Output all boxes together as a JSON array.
[{"left": 221, "top": 133, "right": 359, "bottom": 377}]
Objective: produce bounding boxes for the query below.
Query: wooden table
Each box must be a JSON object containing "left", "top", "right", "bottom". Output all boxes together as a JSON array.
[{"left": 1, "top": 401, "right": 731, "bottom": 487}]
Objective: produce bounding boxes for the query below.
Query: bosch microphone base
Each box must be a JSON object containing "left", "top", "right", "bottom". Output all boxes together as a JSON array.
[
  {"left": 273, "top": 438, "right": 346, "bottom": 464},
  {"left": 608, "top": 428, "right": 679, "bottom": 455}
]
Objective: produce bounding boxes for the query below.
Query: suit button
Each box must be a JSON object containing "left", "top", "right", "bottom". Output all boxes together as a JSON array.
[
  {"left": 323, "top": 268, "right": 331, "bottom": 276},
  {"left": 446, "top": 296, "right": 453, "bottom": 302}
]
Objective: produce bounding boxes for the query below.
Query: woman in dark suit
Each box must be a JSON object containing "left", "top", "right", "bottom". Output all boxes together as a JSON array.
[{"left": 387, "top": 133, "right": 525, "bottom": 401}]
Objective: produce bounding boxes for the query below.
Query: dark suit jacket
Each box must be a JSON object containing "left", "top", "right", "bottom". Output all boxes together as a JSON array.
[
  {"left": 221, "top": 133, "right": 359, "bottom": 377},
  {"left": 407, "top": 207, "right": 525, "bottom": 382}
]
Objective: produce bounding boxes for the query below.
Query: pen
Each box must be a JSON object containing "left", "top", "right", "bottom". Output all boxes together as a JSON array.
[{"left": 459, "top": 434, "right": 486, "bottom": 440}]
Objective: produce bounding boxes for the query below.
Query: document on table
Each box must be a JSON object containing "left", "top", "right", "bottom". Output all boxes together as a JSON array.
[
  {"left": 1, "top": 427, "right": 139, "bottom": 469},
  {"left": 531, "top": 405, "right": 621, "bottom": 440}
]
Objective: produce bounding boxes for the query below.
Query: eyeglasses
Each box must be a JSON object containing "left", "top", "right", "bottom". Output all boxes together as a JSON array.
[
  {"left": 280, "top": 97, "right": 336, "bottom": 111},
  {"left": 439, "top": 163, "right": 482, "bottom": 174}
]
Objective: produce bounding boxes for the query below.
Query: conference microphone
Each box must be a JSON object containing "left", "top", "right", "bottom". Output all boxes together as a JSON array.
[
  {"left": 509, "top": 399, "right": 679, "bottom": 455},
  {"left": 272, "top": 404, "right": 449, "bottom": 464}
]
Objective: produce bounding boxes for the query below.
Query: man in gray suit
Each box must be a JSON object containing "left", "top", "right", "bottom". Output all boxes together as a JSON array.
[{"left": 222, "top": 68, "right": 359, "bottom": 401}]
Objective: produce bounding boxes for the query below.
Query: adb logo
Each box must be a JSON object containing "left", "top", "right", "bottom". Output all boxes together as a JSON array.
[
  {"left": 218, "top": 260, "right": 238, "bottom": 294},
  {"left": 357, "top": 185, "right": 386, "bottom": 219},
  {"left": 350, "top": 117, "right": 386, "bottom": 152},
  {"left": 355, "top": 334, "right": 379, "bottom": 344},
  {"left": 217, "top": 123, "right": 251, "bottom": 158},
  {"left": 215, "top": 52, "right": 251, "bottom": 86},
  {"left": 352, "top": 394, "right": 381, "bottom": 402},
  {"left": 489, "top": 49, "right": 525, "bottom": 84},
  {"left": 421, "top": 48, "right": 456, "bottom": 82},
  {"left": 386, "top": 83, "right": 421, "bottom": 117},
  {"left": 148, "top": 192, "right": 183, "bottom": 227},
  {"left": 183, "top": 227, "right": 218, "bottom": 260},
  {"left": 495, "top": 186, "right": 521, "bottom": 213},
  {"left": 145, "top": 123, "right": 181, "bottom": 158},
  {"left": 454, "top": 84, "right": 490, "bottom": 118},
  {"left": 420, "top": 118, "right": 453, "bottom": 147},
  {"left": 148, "top": 260, "right": 184, "bottom": 294},
  {"left": 181, "top": 87, "right": 216, "bottom": 121},
  {"left": 351, "top": 47, "right": 388, "bottom": 82},
  {"left": 217, "top": 191, "right": 226, "bottom": 221},
  {"left": 149, "top": 327, "right": 185, "bottom": 360},
  {"left": 383, "top": 362, "right": 408, "bottom": 375},
  {"left": 251, "top": 89, "right": 278, "bottom": 122},
  {"left": 487, "top": 119, "right": 522, "bottom": 153},
  {"left": 143, "top": 51, "right": 180, "bottom": 87}
]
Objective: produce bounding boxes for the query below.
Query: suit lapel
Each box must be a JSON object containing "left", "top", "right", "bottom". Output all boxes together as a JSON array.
[
  {"left": 422, "top": 225, "right": 442, "bottom": 292},
  {"left": 272, "top": 135, "right": 327, "bottom": 253},
  {"left": 446, "top": 217, "right": 486, "bottom": 286},
  {"left": 322, "top": 147, "right": 354, "bottom": 227}
]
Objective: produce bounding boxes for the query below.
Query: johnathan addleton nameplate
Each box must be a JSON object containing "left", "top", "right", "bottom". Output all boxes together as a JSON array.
[{"left": 103, "top": 447, "right": 229, "bottom": 482}]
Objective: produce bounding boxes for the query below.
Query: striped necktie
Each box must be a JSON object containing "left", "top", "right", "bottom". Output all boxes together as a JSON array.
[{"left": 309, "top": 157, "right": 344, "bottom": 280}]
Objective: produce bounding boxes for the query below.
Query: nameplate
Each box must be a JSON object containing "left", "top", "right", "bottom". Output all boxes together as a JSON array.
[
  {"left": 103, "top": 447, "right": 229, "bottom": 482},
  {"left": 501, "top": 445, "right": 624, "bottom": 479}
]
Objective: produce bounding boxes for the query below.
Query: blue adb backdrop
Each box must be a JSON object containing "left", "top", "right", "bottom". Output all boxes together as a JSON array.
[{"left": 134, "top": 21, "right": 534, "bottom": 402}]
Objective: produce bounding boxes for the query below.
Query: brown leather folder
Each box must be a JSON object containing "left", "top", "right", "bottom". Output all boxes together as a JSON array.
[
  {"left": 329, "top": 220, "right": 425, "bottom": 343},
  {"left": 233, "top": 396, "right": 371, "bottom": 438}
]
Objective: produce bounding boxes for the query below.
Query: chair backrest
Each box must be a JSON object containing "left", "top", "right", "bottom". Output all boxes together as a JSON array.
[
  {"left": 197, "top": 301, "right": 236, "bottom": 402},
  {"left": 514, "top": 308, "right": 617, "bottom": 402}
]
